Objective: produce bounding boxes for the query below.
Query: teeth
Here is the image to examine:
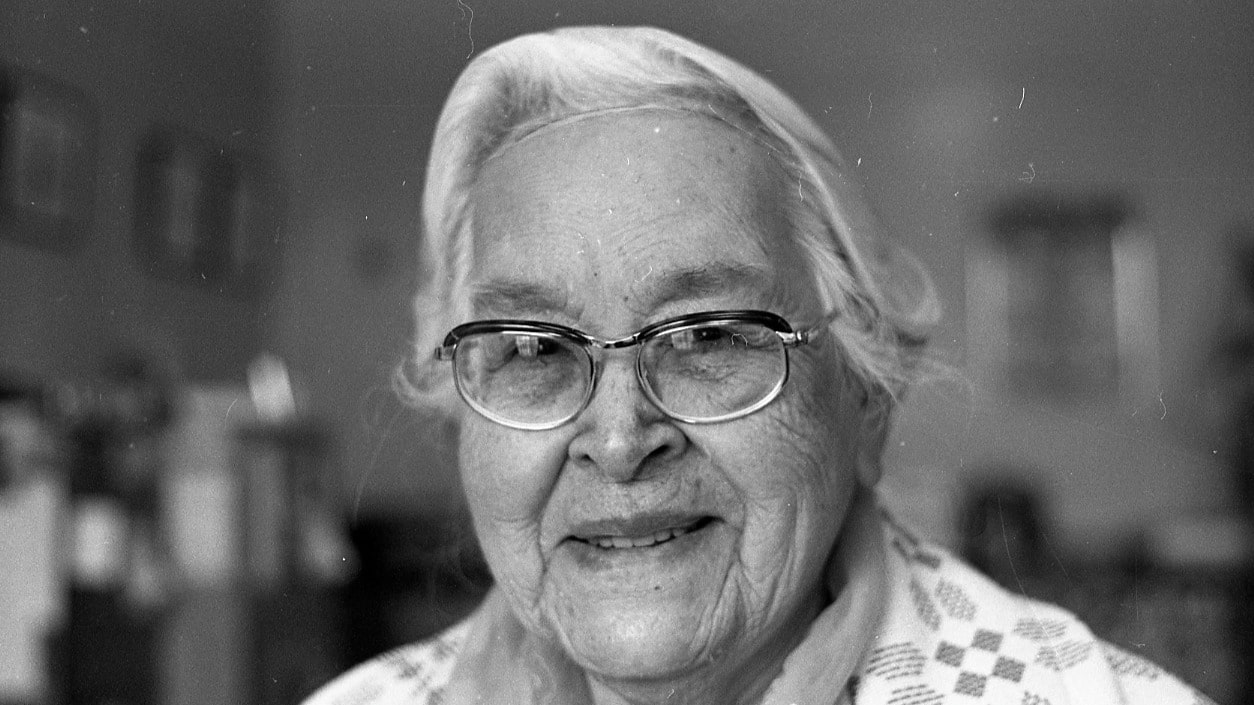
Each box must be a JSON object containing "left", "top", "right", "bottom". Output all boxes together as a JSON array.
[{"left": 590, "top": 525, "right": 694, "bottom": 550}]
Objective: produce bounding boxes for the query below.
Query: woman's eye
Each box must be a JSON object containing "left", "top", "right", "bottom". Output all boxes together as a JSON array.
[
  {"left": 668, "top": 327, "right": 731, "bottom": 351},
  {"left": 511, "top": 335, "right": 565, "bottom": 359}
]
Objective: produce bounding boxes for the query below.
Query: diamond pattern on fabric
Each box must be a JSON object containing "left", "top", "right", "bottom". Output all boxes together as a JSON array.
[
  {"left": 866, "top": 642, "right": 927, "bottom": 680},
  {"left": 382, "top": 648, "right": 424, "bottom": 680},
  {"left": 1101, "top": 644, "right": 1164, "bottom": 680},
  {"left": 992, "top": 656, "right": 1026, "bottom": 682},
  {"left": 431, "top": 636, "right": 458, "bottom": 661},
  {"left": 971, "top": 629, "right": 1003, "bottom": 652},
  {"left": 1013, "top": 618, "right": 1068, "bottom": 642},
  {"left": 890, "top": 534, "right": 943, "bottom": 571},
  {"left": 888, "top": 684, "right": 945, "bottom": 705},
  {"left": 930, "top": 632, "right": 1028, "bottom": 699},
  {"left": 935, "top": 641, "right": 965, "bottom": 668},
  {"left": 1035, "top": 640, "right": 1093, "bottom": 671},
  {"left": 909, "top": 578, "right": 942, "bottom": 630},
  {"left": 935, "top": 579, "right": 977, "bottom": 621},
  {"left": 1022, "top": 692, "right": 1052, "bottom": 705},
  {"left": 955, "top": 671, "right": 988, "bottom": 697}
]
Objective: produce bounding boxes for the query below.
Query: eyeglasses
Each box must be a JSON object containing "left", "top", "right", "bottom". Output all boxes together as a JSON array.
[{"left": 434, "top": 310, "right": 817, "bottom": 430}]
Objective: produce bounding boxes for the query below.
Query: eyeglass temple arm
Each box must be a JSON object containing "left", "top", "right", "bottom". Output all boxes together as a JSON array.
[
  {"left": 779, "top": 330, "right": 810, "bottom": 347},
  {"left": 785, "top": 309, "right": 842, "bottom": 347}
]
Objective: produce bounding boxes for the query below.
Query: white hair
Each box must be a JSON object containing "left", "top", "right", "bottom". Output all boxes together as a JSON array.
[{"left": 400, "top": 25, "right": 940, "bottom": 415}]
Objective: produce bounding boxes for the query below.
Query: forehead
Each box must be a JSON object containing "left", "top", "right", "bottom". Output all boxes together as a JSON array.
[{"left": 466, "top": 110, "right": 807, "bottom": 321}]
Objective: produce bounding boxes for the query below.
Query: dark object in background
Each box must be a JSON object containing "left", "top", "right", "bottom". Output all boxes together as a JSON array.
[
  {"left": 343, "top": 514, "right": 492, "bottom": 665},
  {"left": 959, "top": 477, "right": 1049, "bottom": 592}
]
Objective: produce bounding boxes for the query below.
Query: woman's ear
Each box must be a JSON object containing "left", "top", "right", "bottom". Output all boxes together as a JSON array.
[{"left": 854, "top": 387, "right": 892, "bottom": 488}]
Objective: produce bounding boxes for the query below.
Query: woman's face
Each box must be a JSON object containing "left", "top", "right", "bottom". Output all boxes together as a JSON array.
[{"left": 458, "top": 110, "right": 882, "bottom": 696}]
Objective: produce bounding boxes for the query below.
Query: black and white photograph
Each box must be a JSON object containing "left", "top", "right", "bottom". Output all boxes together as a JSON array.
[{"left": 1, "top": 2, "right": 1251, "bottom": 705}]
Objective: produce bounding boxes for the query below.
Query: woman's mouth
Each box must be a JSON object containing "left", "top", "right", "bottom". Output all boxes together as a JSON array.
[{"left": 574, "top": 517, "right": 714, "bottom": 550}]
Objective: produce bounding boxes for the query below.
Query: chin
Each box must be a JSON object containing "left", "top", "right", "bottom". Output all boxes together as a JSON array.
[
  {"left": 559, "top": 607, "right": 721, "bottom": 682},
  {"left": 536, "top": 515, "right": 743, "bottom": 680}
]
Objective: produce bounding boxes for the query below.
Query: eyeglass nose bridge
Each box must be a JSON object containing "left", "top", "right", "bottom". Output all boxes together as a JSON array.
[
  {"left": 575, "top": 331, "right": 663, "bottom": 418},
  {"left": 579, "top": 329, "right": 648, "bottom": 351}
]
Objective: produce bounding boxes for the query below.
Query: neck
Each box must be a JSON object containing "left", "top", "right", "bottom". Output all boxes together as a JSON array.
[{"left": 583, "top": 587, "right": 827, "bottom": 705}]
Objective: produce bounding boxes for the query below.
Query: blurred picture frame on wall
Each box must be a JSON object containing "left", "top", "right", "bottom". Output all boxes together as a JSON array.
[
  {"left": 133, "top": 125, "right": 277, "bottom": 297},
  {"left": 967, "top": 191, "right": 1162, "bottom": 406},
  {"left": 0, "top": 65, "right": 98, "bottom": 252}
]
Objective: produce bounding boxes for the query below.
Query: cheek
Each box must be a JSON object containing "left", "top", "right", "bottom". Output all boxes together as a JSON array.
[
  {"left": 729, "top": 419, "right": 847, "bottom": 549},
  {"left": 458, "top": 420, "right": 562, "bottom": 521},
  {"left": 740, "top": 352, "right": 862, "bottom": 535},
  {"left": 458, "top": 420, "right": 568, "bottom": 601}
]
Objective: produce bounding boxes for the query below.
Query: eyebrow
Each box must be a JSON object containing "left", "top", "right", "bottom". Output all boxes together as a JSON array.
[
  {"left": 469, "top": 262, "right": 773, "bottom": 319},
  {"left": 641, "top": 262, "right": 772, "bottom": 309},
  {"left": 470, "top": 281, "right": 570, "bottom": 318}
]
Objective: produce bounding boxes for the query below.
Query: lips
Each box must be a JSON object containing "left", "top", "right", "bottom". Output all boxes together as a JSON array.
[{"left": 570, "top": 515, "right": 713, "bottom": 550}]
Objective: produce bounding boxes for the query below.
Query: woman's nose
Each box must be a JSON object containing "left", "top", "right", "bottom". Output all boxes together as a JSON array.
[{"left": 565, "top": 356, "right": 687, "bottom": 482}]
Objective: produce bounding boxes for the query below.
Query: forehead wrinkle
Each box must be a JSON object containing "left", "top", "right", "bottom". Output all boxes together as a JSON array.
[{"left": 469, "top": 262, "right": 775, "bottom": 324}]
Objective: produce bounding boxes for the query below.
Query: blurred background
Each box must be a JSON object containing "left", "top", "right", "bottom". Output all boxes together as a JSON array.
[{"left": 1, "top": 0, "right": 1252, "bottom": 703}]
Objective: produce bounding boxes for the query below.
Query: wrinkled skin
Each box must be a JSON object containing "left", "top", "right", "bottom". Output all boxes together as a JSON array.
[{"left": 457, "top": 110, "right": 885, "bottom": 705}]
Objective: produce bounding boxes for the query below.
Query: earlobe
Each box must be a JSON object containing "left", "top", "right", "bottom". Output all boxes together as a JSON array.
[{"left": 854, "top": 388, "right": 892, "bottom": 488}]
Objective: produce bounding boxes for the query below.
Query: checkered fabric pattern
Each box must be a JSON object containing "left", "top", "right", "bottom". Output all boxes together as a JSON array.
[{"left": 852, "top": 516, "right": 1217, "bottom": 705}]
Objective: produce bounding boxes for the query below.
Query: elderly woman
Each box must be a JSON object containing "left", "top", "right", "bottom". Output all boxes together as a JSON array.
[{"left": 306, "top": 26, "right": 1209, "bottom": 705}]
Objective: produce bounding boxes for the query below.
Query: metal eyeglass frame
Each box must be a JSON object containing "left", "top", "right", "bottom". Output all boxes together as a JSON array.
[{"left": 434, "top": 309, "right": 816, "bottom": 430}]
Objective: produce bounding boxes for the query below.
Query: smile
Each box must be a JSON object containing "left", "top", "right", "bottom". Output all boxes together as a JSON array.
[{"left": 574, "top": 517, "right": 713, "bottom": 550}]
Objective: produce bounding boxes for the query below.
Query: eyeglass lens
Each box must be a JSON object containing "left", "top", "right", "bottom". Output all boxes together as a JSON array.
[{"left": 453, "top": 320, "right": 787, "bottom": 426}]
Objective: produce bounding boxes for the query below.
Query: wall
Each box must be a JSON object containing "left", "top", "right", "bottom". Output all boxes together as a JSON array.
[
  {"left": 272, "top": 0, "right": 1254, "bottom": 549},
  {"left": 0, "top": 1, "right": 281, "bottom": 384}
]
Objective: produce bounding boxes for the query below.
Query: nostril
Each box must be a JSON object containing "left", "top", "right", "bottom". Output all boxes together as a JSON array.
[{"left": 645, "top": 444, "right": 670, "bottom": 464}]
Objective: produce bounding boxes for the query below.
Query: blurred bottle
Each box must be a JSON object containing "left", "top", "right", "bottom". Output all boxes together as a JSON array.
[
  {"left": 46, "top": 360, "right": 174, "bottom": 705},
  {"left": 0, "top": 375, "right": 65, "bottom": 705}
]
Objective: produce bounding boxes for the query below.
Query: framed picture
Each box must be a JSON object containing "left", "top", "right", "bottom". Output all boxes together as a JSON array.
[
  {"left": 967, "top": 192, "right": 1161, "bottom": 403},
  {"left": 0, "top": 66, "right": 98, "bottom": 252},
  {"left": 133, "top": 126, "right": 275, "bottom": 295}
]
